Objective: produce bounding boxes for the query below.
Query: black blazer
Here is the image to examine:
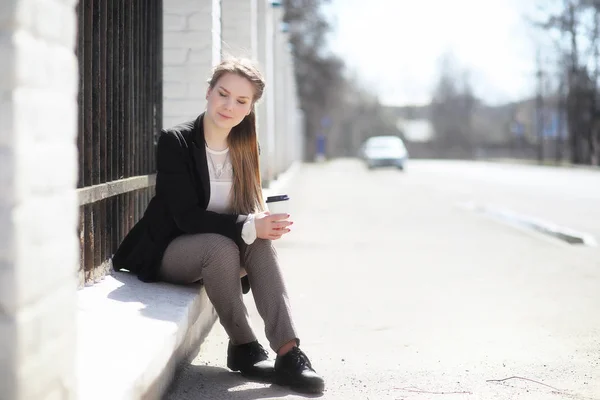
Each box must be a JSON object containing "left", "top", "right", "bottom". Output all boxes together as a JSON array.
[{"left": 112, "top": 114, "right": 245, "bottom": 283}]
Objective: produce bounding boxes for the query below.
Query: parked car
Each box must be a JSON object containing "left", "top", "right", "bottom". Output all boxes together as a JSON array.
[{"left": 360, "top": 135, "right": 408, "bottom": 170}]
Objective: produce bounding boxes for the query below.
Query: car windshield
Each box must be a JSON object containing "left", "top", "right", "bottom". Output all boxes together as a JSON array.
[{"left": 366, "top": 137, "right": 403, "bottom": 150}]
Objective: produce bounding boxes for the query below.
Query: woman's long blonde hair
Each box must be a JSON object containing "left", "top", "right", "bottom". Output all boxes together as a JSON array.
[{"left": 208, "top": 58, "right": 266, "bottom": 215}]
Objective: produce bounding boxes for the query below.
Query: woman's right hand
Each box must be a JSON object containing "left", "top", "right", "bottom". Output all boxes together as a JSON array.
[{"left": 255, "top": 212, "right": 293, "bottom": 240}]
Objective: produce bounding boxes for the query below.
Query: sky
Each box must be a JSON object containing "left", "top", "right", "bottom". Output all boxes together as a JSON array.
[{"left": 324, "top": 0, "right": 543, "bottom": 107}]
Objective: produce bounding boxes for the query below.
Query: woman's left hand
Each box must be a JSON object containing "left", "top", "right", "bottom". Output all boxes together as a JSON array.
[{"left": 255, "top": 212, "right": 293, "bottom": 240}]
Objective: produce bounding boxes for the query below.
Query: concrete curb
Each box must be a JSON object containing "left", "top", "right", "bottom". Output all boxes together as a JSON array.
[
  {"left": 480, "top": 158, "right": 600, "bottom": 172},
  {"left": 76, "top": 161, "right": 302, "bottom": 400},
  {"left": 460, "top": 202, "right": 597, "bottom": 247}
]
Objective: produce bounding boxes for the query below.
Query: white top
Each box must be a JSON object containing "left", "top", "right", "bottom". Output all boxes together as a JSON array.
[
  {"left": 205, "top": 145, "right": 257, "bottom": 244},
  {"left": 205, "top": 146, "right": 234, "bottom": 214}
]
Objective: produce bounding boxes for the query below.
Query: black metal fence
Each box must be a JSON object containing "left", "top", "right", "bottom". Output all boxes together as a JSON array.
[{"left": 76, "top": 0, "right": 163, "bottom": 286}]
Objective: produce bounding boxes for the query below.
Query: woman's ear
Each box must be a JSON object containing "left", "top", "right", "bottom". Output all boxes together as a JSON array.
[{"left": 206, "top": 87, "right": 212, "bottom": 100}]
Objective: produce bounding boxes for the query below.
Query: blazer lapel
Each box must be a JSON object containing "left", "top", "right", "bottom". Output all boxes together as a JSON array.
[{"left": 191, "top": 114, "right": 211, "bottom": 208}]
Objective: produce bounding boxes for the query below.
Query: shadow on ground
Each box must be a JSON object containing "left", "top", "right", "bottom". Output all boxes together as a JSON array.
[{"left": 164, "top": 364, "right": 324, "bottom": 400}]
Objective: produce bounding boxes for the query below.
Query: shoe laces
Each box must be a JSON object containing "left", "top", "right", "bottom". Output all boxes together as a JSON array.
[
  {"left": 247, "top": 342, "right": 268, "bottom": 359},
  {"left": 289, "top": 347, "right": 312, "bottom": 370}
]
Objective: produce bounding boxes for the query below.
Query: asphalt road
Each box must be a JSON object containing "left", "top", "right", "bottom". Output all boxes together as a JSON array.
[{"left": 165, "top": 159, "right": 600, "bottom": 400}]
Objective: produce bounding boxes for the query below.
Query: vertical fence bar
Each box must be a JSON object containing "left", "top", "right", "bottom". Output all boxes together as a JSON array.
[
  {"left": 76, "top": 1, "right": 85, "bottom": 285},
  {"left": 120, "top": 0, "right": 128, "bottom": 238},
  {"left": 134, "top": 0, "right": 140, "bottom": 183},
  {"left": 91, "top": 0, "right": 101, "bottom": 282},
  {"left": 99, "top": 0, "right": 108, "bottom": 276},
  {"left": 116, "top": 0, "right": 123, "bottom": 247},
  {"left": 83, "top": 0, "right": 94, "bottom": 284},
  {"left": 142, "top": 1, "right": 148, "bottom": 178},
  {"left": 128, "top": 1, "right": 135, "bottom": 230},
  {"left": 77, "top": 2, "right": 85, "bottom": 189},
  {"left": 155, "top": 0, "right": 163, "bottom": 162},
  {"left": 106, "top": 0, "right": 114, "bottom": 261}
]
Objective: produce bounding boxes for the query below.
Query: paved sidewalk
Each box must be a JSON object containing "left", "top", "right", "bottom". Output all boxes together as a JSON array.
[{"left": 166, "top": 159, "right": 600, "bottom": 400}]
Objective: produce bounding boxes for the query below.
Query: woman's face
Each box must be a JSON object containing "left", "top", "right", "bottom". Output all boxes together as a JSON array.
[{"left": 206, "top": 72, "right": 255, "bottom": 131}]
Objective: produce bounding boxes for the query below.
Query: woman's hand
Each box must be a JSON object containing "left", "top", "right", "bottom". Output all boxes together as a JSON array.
[{"left": 255, "top": 212, "right": 293, "bottom": 240}]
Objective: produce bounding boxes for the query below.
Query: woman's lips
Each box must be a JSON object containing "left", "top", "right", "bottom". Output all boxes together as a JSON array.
[{"left": 218, "top": 112, "right": 232, "bottom": 119}]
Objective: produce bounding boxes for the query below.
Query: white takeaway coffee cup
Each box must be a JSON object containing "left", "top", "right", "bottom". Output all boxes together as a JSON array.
[{"left": 266, "top": 194, "right": 290, "bottom": 219}]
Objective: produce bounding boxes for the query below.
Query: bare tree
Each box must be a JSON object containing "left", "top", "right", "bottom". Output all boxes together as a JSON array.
[
  {"left": 283, "top": 0, "right": 346, "bottom": 160},
  {"left": 534, "top": 0, "right": 600, "bottom": 165},
  {"left": 283, "top": 0, "right": 402, "bottom": 160},
  {"left": 430, "top": 53, "right": 477, "bottom": 158}
]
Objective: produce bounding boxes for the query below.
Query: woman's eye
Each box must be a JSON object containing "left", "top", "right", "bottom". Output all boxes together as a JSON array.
[
  {"left": 219, "top": 92, "right": 227, "bottom": 97},
  {"left": 238, "top": 101, "right": 247, "bottom": 105}
]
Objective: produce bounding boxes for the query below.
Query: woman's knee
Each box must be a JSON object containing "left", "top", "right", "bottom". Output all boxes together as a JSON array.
[
  {"left": 246, "top": 238, "right": 277, "bottom": 259},
  {"left": 205, "top": 234, "right": 240, "bottom": 268},
  {"left": 252, "top": 238, "right": 274, "bottom": 252}
]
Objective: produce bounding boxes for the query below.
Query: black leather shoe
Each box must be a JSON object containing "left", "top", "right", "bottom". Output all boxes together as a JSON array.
[
  {"left": 275, "top": 347, "right": 325, "bottom": 393},
  {"left": 227, "top": 341, "right": 274, "bottom": 380}
]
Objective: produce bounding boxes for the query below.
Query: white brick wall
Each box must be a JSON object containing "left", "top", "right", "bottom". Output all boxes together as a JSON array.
[
  {"left": 163, "top": 0, "right": 221, "bottom": 130},
  {"left": 0, "top": 0, "right": 78, "bottom": 399},
  {"left": 221, "top": 0, "right": 257, "bottom": 60},
  {"left": 256, "top": 0, "right": 275, "bottom": 183}
]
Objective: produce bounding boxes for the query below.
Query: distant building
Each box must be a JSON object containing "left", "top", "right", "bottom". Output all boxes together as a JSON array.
[{"left": 396, "top": 118, "right": 435, "bottom": 142}]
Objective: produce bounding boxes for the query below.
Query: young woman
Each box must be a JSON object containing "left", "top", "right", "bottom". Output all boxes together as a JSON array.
[{"left": 112, "top": 58, "right": 324, "bottom": 394}]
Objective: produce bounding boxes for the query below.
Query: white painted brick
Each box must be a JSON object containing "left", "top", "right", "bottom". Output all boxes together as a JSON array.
[
  {"left": 0, "top": 0, "right": 36, "bottom": 33},
  {"left": 0, "top": 315, "right": 16, "bottom": 399},
  {"left": 0, "top": 145, "right": 14, "bottom": 196},
  {"left": 188, "top": 48, "right": 214, "bottom": 64},
  {"left": 2, "top": 237, "right": 78, "bottom": 316},
  {"left": 33, "top": 0, "right": 64, "bottom": 43},
  {"left": 164, "top": 65, "right": 211, "bottom": 85},
  {"left": 17, "top": 327, "right": 75, "bottom": 400},
  {"left": 42, "top": 385, "right": 66, "bottom": 400},
  {"left": 0, "top": 1, "right": 17, "bottom": 28},
  {"left": 0, "top": 35, "right": 16, "bottom": 92},
  {"left": 58, "top": 2, "right": 77, "bottom": 50},
  {"left": 6, "top": 286, "right": 76, "bottom": 400},
  {"left": 164, "top": 13, "right": 187, "bottom": 31},
  {"left": 48, "top": 46, "right": 78, "bottom": 93},
  {"left": 14, "top": 30, "right": 49, "bottom": 88},
  {"left": 0, "top": 201, "right": 15, "bottom": 261},
  {"left": 187, "top": 11, "right": 212, "bottom": 30},
  {"left": 14, "top": 141, "right": 78, "bottom": 197},
  {"left": 165, "top": 0, "right": 209, "bottom": 13},
  {"left": 59, "top": 0, "right": 78, "bottom": 7},
  {"left": 14, "top": 0, "right": 36, "bottom": 34},
  {"left": 12, "top": 281, "right": 76, "bottom": 367},
  {"left": 13, "top": 191, "right": 78, "bottom": 248},
  {"left": 14, "top": 89, "right": 77, "bottom": 142},
  {"left": 164, "top": 31, "right": 211, "bottom": 49},
  {"left": 164, "top": 82, "right": 188, "bottom": 98},
  {"left": 0, "top": 267, "right": 16, "bottom": 317},
  {"left": 0, "top": 95, "right": 15, "bottom": 148},
  {"left": 164, "top": 48, "right": 190, "bottom": 65},
  {"left": 163, "top": 100, "right": 205, "bottom": 119}
]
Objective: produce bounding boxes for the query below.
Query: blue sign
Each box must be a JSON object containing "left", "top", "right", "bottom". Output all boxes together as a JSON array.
[
  {"left": 321, "top": 116, "right": 332, "bottom": 129},
  {"left": 540, "top": 110, "right": 567, "bottom": 139},
  {"left": 510, "top": 121, "right": 524, "bottom": 137}
]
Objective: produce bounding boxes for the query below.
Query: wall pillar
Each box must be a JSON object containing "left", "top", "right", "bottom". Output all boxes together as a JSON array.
[{"left": 0, "top": 0, "right": 79, "bottom": 398}]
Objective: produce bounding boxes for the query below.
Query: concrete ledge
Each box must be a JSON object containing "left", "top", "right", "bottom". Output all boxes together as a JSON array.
[{"left": 76, "top": 272, "right": 217, "bottom": 400}]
